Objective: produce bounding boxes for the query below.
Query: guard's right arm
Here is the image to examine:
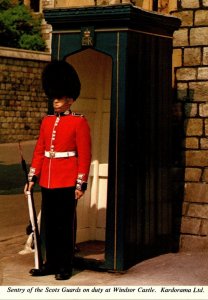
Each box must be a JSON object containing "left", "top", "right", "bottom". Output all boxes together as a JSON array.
[{"left": 24, "top": 117, "right": 47, "bottom": 195}]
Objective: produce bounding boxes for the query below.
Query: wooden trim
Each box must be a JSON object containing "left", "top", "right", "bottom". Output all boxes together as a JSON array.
[
  {"left": 52, "top": 28, "right": 173, "bottom": 39},
  {"left": 114, "top": 31, "right": 120, "bottom": 271}
]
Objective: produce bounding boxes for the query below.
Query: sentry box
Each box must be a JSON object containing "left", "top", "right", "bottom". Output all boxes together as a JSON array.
[{"left": 44, "top": 3, "right": 181, "bottom": 272}]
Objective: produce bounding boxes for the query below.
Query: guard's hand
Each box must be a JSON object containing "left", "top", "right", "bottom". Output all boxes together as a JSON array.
[
  {"left": 24, "top": 182, "right": 34, "bottom": 195},
  {"left": 75, "top": 189, "right": 84, "bottom": 200}
]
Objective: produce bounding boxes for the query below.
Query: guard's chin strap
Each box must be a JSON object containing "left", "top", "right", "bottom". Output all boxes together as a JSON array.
[{"left": 54, "top": 110, "right": 72, "bottom": 116}]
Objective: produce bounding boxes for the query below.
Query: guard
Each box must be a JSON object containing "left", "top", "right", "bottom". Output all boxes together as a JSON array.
[{"left": 24, "top": 60, "right": 92, "bottom": 280}]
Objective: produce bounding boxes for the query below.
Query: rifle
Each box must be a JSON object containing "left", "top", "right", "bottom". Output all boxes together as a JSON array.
[{"left": 18, "top": 141, "right": 43, "bottom": 270}]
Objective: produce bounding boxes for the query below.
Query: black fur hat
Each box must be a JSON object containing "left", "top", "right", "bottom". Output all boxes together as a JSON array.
[{"left": 42, "top": 60, "right": 81, "bottom": 100}]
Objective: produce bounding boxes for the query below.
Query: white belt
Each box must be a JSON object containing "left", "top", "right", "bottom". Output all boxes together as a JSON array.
[{"left": 45, "top": 151, "right": 76, "bottom": 158}]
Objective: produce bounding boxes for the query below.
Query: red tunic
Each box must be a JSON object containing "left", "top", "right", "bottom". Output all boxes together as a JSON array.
[{"left": 29, "top": 112, "right": 91, "bottom": 189}]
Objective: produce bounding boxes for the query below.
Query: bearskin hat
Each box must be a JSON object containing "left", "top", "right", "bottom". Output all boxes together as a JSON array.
[{"left": 42, "top": 60, "right": 81, "bottom": 100}]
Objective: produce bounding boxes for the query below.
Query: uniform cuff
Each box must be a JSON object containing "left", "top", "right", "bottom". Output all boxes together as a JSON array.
[
  {"left": 28, "top": 167, "right": 37, "bottom": 183},
  {"left": 76, "top": 181, "right": 87, "bottom": 191},
  {"left": 31, "top": 175, "right": 38, "bottom": 183},
  {"left": 76, "top": 174, "right": 88, "bottom": 191}
]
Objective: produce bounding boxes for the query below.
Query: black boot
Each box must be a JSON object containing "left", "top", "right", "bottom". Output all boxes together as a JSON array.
[
  {"left": 55, "top": 268, "right": 72, "bottom": 280},
  {"left": 29, "top": 264, "right": 56, "bottom": 276}
]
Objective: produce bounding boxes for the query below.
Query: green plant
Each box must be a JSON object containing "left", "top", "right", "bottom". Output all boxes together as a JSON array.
[
  {"left": 0, "top": 1, "right": 46, "bottom": 51},
  {"left": 19, "top": 33, "right": 46, "bottom": 51}
]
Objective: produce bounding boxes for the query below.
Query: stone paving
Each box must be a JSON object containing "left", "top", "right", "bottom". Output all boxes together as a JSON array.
[{"left": 1, "top": 234, "right": 208, "bottom": 287}]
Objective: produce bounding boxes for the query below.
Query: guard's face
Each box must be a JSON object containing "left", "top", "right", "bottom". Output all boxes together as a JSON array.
[{"left": 53, "top": 97, "right": 74, "bottom": 113}]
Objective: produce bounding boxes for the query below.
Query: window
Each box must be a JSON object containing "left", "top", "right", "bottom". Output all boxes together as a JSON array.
[{"left": 30, "top": 0, "right": 40, "bottom": 12}]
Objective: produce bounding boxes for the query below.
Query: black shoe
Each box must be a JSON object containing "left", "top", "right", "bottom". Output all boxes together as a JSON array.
[
  {"left": 29, "top": 264, "right": 55, "bottom": 276},
  {"left": 55, "top": 269, "right": 72, "bottom": 280}
]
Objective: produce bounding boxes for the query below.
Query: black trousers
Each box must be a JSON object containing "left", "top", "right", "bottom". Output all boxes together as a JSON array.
[{"left": 41, "top": 187, "right": 77, "bottom": 272}]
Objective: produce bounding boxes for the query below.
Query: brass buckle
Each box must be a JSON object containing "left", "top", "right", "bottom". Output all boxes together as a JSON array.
[{"left": 49, "top": 151, "right": 55, "bottom": 158}]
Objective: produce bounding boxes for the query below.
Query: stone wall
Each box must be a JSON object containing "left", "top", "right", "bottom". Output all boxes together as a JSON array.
[
  {"left": 172, "top": 0, "right": 208, "bottom": 250},
  {"left": 0, "top": 47, "right": 51, "bottom": 143}
]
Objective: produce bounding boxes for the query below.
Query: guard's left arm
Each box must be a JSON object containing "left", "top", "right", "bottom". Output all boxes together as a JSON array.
[{"left": 75, "top": 117, "right": 92, "bottom": 198}]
